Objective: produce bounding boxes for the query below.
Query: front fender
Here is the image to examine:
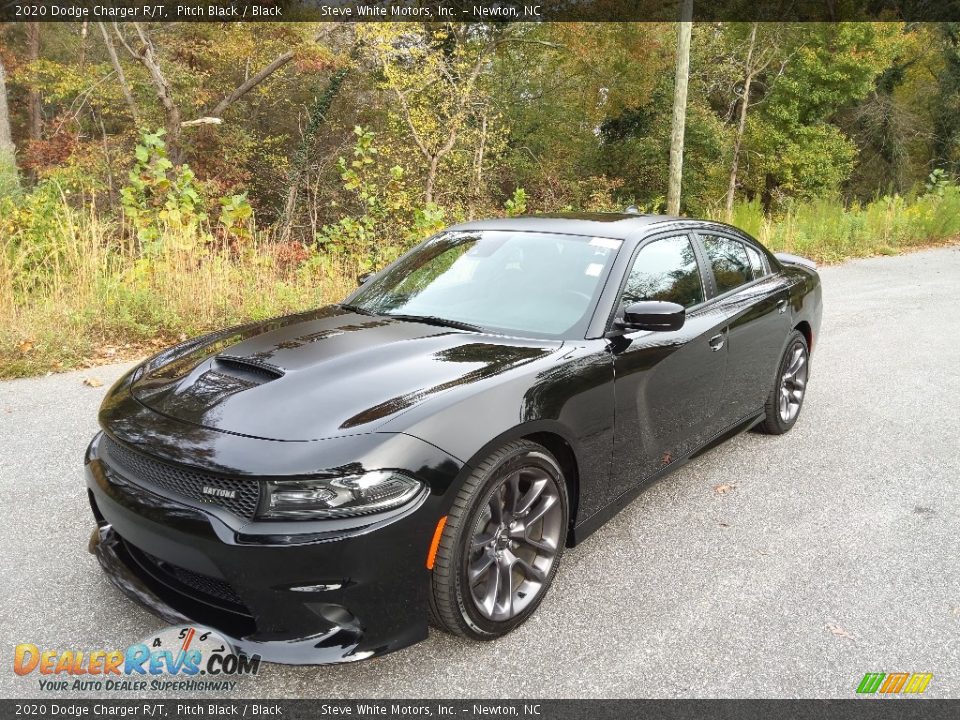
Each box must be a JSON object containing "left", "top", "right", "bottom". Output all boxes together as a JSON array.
[{"left": 385, "top": 344, "right": 616, "bottom": 532}]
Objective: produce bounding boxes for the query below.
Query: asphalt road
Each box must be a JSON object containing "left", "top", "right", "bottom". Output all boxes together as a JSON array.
[{"left": 1, "top": 246, "right": 958, "bottom": 699}]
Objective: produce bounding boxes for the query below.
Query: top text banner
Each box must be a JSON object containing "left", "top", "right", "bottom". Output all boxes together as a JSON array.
[{"left": 3, "top": 0, "right": 960, "bottom": 22}]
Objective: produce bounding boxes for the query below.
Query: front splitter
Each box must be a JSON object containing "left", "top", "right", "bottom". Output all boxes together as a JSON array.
[{"left": 89, "top": 524, "right": 377, "bottom": 665}]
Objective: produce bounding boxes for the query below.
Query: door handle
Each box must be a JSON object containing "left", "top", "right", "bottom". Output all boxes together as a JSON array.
[
  {"left": 709, "top": 333, "right": 725, "bottom": 351},
  {"left": 777, "top": 298, "right": 788, "bottom": 314}
]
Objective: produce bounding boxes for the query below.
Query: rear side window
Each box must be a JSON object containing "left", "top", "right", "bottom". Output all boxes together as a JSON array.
[
  {"left": 621, "top": 235, "right": 704, "bottom": 309},
  {"left": 702, "top": 235, "right": 751, "bottom": 294}
]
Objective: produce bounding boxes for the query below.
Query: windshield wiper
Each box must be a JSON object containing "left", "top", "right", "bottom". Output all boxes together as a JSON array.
[
  {"left": 384, "top": 313, "right": 483, "bottom": 333},
  {"left": 339, "top": 303, "right": 374, "bottom": 316}
]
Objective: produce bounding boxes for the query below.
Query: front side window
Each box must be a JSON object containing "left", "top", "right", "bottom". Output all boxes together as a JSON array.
[
  {"left": 620, "top": 235, "right": 704, "bottom": 310},
  {"left": 347, "top": 230, "right": 622, "bottom": 339},
  {"left": 702, "top": 235, "right": 751, "bottom": 294},
  {"left": 744, "top": 244, "right": 767, "bottom": 280}
]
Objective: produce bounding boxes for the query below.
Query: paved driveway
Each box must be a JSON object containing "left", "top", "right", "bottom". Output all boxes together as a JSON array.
[{"left": 1, "top": 246, "right": 958, "bottom": 699}]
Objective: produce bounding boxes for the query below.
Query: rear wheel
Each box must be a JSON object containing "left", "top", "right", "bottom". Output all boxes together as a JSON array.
[
  {"left": 758, "top": 330, "right": 809, "bottom": 435},
  {"left": 429, "top": 440, "right": 568, "bottom": 639}
]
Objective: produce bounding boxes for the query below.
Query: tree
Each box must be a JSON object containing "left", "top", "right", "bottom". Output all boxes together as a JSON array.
[
  {"left": 359, "top": 24, "right": 510, "bottom": 205},
  {"left": 115, "top": 23, "right": 184, "bottom": 162},
  {"left": 666, "top": 0, "right": 693, "bottom": 215},
  {"left": 97, "top": 22, "right": 139, "bottom": 123},
  {"left": 841, "top": 30, "right": 927, "bottom": 199},
  {"left": 931, "top": 23, "right": 960, "bottom": 175},
  {"left": 0, "top": 55, "right": 18, "bottom": 195},
  {"left": 722, "top": 23, "right": 901, "bottom": 208},
  {"left": 492, "top": 23, "right": 671, "bottom": 211},
  {"left": 26, "top": 23, "right": 41, "bottom": 144},
  {"left": 112, "top": 23, "right": 333, "bottom": 166},
  {"left": 723, "top": 23, "right": 783, "bottom": 218}
]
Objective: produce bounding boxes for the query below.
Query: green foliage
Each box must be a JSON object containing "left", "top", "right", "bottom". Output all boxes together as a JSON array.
[
  {"left": 504, "top": 188, "right": 527, "bottom": 217},
  {"left": 219, "top": 192, "right": 254, "bottom": 241},
  {"left": 739, "top": 23, "right": 903, "bottom": 205},
  {"left": 0, "top": 153, "right": 19, "bottom": 199},
  {"left": 408, "top": 203, "right": 447, "bottom": 243},
  {"left": 317, "top": 126, "right": 416, "bottom": 273},
  {"left": 925, "top": 168, "right": 954, "bottom": 195},
  {"left": 120, "top": 129, "right": 207, "bottom": 249},
  {"left": 0, "top": 176, "right": 76, "bottom": 288}
]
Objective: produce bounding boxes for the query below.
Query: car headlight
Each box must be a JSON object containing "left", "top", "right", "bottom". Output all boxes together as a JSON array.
[{"left": 258, "top": 470, "right": 423, "bottom": 520}]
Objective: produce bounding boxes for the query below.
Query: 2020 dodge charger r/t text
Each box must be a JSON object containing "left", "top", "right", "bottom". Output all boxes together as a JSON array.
[{"left": 86, "top": 213, "right": 822, "bottom": 664}]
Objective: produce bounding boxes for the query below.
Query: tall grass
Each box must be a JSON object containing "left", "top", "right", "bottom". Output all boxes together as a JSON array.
[
  {"left": 3, "top": 186, "right": 960, "bottom": 378},
  {"left": 720, "top": 187, "right": 960, "bottom": 263},
  {"left": 0, "top": 198, "right": 354, "bottom": 378}
]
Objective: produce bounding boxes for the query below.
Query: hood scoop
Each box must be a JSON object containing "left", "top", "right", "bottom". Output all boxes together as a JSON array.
[{"left": 212, "top": 355, "right": 285, "bottom": 386}]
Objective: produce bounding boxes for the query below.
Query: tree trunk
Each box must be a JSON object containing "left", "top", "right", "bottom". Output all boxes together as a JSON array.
[
  {"left": 27, "top": 23, "right": 42, "bottom": 143},
  {"left": 209, "top": 50, "right": 296, "bottom": 118},
  {"left": 425, "top": 156, "right": 439, "bottom": 206},
  {"left": 725, "top": 23, "right": 758, "bottom": 220},
  {"left": 666, "top": 0, "right": 693, "bottom": 216},
  {"left": 98, "top": 22, "right": 139, "bottom": 123},
  {"left": 126, "top": 23, "right": 182, "bottom": 163},
  {"left": 0, "top": 57, "right": 19, "bottom": 194}
]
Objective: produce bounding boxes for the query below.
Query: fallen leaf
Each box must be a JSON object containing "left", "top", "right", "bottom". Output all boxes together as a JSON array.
[
  {"left": 83, "top": 377, "right": 103, "bottom": 388},
  {"left": 17, "top": 339, "right": 34, "bottom": 354},
  {"left": 713, "top": 483, "right": 736, "bottom": 495},
  {"left": 827, "top": 624, "right": 855, "bottom": 640}
]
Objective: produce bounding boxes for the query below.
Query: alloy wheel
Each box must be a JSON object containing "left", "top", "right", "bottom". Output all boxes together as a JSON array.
[
  {"left": 465, "top": 466, "right": 563, "bottom": 622},
  {"left": 779, "top": 341, "right": 808, "bottom": 423}
]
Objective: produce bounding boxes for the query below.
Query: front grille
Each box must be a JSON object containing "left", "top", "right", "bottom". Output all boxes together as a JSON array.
[{"left": 100, "top": 436, "right": 261, "bottom": 520}]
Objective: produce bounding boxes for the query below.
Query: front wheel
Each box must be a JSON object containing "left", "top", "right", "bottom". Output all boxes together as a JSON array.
[
  {"left": 758, "top": 330, "right": 810, "bottom": 435},
  {"left": 428, "top": 440, "right": 568, "bottom": 639}
]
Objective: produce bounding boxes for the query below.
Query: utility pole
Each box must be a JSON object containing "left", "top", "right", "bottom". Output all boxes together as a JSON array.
[{"left": 666, "top": 0, "right": 693, "bottom": 216}]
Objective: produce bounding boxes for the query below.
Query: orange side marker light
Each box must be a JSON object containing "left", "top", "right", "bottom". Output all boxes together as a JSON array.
[{"left": 426, "top": 516, "right": 448, "bottom": 570}]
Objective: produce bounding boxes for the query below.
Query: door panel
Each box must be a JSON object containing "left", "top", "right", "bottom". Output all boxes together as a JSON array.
[
  {"left": 715, "top": 279, "right": 791, "bottom": 423},
  {"left": 697, "top": 233, "right": 792, "bottom": 425},
  {"left": 611, "top": 309, "right": 728, "bottom": 498},
  {"left": 609, "top": 234, "right": 727, "bottom": 500}
]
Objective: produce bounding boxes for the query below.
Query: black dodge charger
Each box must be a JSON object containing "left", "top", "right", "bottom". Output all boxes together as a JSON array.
[{"left": 86, "top": 213, "right": 822, "bottom": 664}]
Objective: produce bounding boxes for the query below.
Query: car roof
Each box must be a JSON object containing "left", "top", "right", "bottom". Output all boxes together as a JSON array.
[
  {"left": 451, "top": 212, "right": 693, "bottom": 241},
  {"left": 449, "top": 212, "right": 765, "bottom": 247}
]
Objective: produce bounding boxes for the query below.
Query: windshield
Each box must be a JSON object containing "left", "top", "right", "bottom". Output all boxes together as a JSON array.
[{"left": 345, "top": 230, "right": 623, "bottom": 339}]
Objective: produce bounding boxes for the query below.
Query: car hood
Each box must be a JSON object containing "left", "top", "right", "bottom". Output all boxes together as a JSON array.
[{"left": 129, "top": 306, "right": 561, "bottom": 441}]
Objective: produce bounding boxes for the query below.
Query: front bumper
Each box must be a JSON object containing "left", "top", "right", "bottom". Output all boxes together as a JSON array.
[{"left": 85, "top": 431, "right": 458, "bottom": 665}]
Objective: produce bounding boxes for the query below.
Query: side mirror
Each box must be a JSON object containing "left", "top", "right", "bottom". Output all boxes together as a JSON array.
[
  {"left": 357, "top": 272, "right": 373, "bottom": 286},
  {"left": 616, "top": 301, "right": 685, "bottom": 332}
]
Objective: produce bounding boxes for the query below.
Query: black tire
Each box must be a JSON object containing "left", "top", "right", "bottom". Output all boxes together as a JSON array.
[
  {"left": 429, "top": 439, "right": 569, "bottom": 640},
  {"left": 758, "top": 330, "right": 810, "bottom": 435}
]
